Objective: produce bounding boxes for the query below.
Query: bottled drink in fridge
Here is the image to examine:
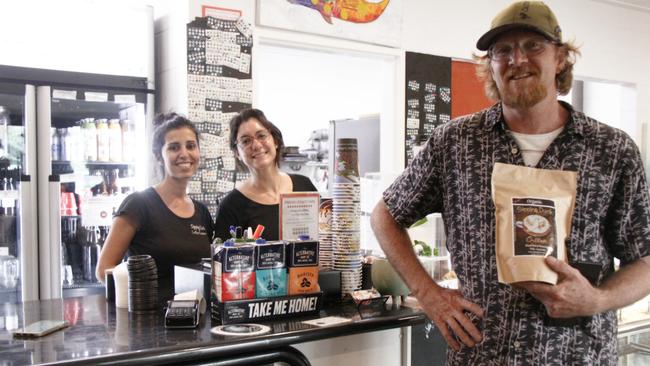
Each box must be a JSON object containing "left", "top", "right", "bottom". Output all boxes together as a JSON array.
[
  {"left": 69, "top": 125, "right": 82, "bottom": 162},
  {"left": 59, "top": 128, "right": 71, "bottom": 161},
  {"left": 0, "top": 106, "right": 9, "bottom": 158},
  {"left": 121, "top": 119, "right": 135, "bottom": 162},
  {"left": 51, "top": 128, "right": 60, "bottom": 161},
  {"left": 108, "top": 119, "right": 122, "bottom": 162},
  {"left": 83, "top": 119, "right": 97, "bottom": 161},
  {"left": 96, "top": 119, "right": 109, "bottom": 162},
  {"left": 82, "top": 226, "right": 101, "bottom": 282}
]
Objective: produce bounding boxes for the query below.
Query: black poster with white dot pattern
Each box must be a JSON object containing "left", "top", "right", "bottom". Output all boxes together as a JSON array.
[
  {"left": 186, "top": 15, "right": 253, "bottom": 218},
  {"left": 404, "top": 52, "right": 451, "bottom": 165}
]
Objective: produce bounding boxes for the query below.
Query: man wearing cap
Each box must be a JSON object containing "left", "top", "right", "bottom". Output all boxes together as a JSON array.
[{"left": 371, "top": 1, "right": 650, "bottom": 364}]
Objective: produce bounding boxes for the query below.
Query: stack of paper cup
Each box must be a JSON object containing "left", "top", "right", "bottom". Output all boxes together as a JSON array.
[
  {"left": 332, "top": 138, "right": 362, "bottom": 296},
  {"left": 113, "top": 262, "right": 129, "bottom": 309},
  {"left": 319, "top": 198, "right": 334, "bottom": 270}
]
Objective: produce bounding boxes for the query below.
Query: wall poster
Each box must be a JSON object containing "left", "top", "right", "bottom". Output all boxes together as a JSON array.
[
  {"left": 257, "top": 0, "right": 403, "bottom": 48},
  {"left": 186, "top": 7, "right": 253, "bottom": 217},
  {"left": 451, "top": 60, "right": 493, "bottom": 119},
  {"left": 404, "top": 52, "right": 451, "bottom": 165}
]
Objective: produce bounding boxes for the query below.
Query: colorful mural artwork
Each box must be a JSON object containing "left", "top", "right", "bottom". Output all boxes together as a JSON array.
[
  {"left": 286, "top": 0, "right": 390, "bottom": 24},
  {"left": 258, "top": 0, "right": 402, "bottom": 47}
]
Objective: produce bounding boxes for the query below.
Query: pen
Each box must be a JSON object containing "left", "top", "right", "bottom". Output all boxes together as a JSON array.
[
  {"left": 236, "top": 226, "right": 242, "bottom": 239},
  {"left": 253, "top": 225, "right": 265, "bottom": 239},
  {"left": 229, "top": 225, "right": 236, "bottom": 238},
  {"left": 246, "top": 227, "right": 253, "bottom": 240}
]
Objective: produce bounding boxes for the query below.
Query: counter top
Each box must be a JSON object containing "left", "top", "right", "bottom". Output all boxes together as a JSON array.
[{"left": 0, "top": 295, "right": 424, "bottom": 365}]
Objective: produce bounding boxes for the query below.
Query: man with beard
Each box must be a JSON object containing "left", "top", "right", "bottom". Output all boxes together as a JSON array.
[{"left": 371, "top": 1, "right": 650, "bottom": 365}]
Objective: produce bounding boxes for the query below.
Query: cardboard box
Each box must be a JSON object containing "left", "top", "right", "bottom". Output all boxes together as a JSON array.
[
  {"left": 256, "top": 268, "right": 287, "bottom": 297},
  {"left": 285, "top": 240, "right": 319, "bottom": 267},
  {"left": 212, "top": 245, "right": 256, "bottom": 301},
  {"left": 255, "top": 241, "right": 287, "bottom": 297},
  {"left": 288, "top": 266, "right": 319, "bottom": 295}
]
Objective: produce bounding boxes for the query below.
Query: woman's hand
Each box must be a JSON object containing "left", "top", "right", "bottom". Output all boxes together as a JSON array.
[{"left": 95, "top": 215, "right": 137, "bottom": 282}]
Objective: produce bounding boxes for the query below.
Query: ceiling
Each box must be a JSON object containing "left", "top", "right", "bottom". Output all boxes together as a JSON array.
[{"left": 592, "top": 0, "right": 650, "bottom": 12}]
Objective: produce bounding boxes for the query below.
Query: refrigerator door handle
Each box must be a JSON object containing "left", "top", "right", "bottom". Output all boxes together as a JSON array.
[
  {"left": 19, "top": 177, "right": 38, "bottom": 302},
  {"left": 36, "top": 85, "right": 63, "bottom": 300},
  {"left": 48, "top": 176, "right": 62, "bottom": 299},
  {"left": 24, "top": 85, "right": 37, "bottom": 178},
  {"left": 20, "top": 85, "right": 39, "bottom": 301}
]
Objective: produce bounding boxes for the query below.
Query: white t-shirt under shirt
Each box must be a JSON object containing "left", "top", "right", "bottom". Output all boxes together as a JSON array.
[{"left": 507, "top": 126, "right": 564, "bottom": 167}]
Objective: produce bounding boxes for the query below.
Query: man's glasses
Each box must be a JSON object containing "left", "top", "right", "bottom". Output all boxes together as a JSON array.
[
  {"left": 488, "top": 37, "right": 555, "bottom": 62},
  {"left": 236, "top": 131, "right": 272, "bottom": 149}
]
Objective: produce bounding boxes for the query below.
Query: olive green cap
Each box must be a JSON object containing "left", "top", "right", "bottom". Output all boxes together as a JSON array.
[{"left": 476, "top": 1, "right": 562, "bottom": 51}]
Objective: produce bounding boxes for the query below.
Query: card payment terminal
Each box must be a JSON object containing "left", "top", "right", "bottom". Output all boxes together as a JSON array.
[{"left": 165, "top": 300, "right": 200, "bottom": 328}]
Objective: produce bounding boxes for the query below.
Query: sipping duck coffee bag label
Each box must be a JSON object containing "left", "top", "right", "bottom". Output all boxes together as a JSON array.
[
  {"left": 512, "top": 198, "right": 557, "bottom": 257},
  {"left": 492, "top": 163, "right": 577, "bottom": 285}
]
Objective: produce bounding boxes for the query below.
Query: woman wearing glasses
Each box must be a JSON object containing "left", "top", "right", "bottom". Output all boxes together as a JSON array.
[{"left": 214, "top": 108, "right": 317, "bottom": 241}]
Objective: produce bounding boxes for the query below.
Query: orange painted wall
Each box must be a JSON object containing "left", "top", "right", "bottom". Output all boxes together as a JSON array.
[{"left": 451, "top": 60, "right": 494, "bottom": 119}]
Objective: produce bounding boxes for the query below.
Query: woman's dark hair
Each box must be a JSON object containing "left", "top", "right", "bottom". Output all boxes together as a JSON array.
[
  {"left": 229, "top": 108, "right": 284, "bottom": 171},
  {"left": 152, "top": 112, "right": 200, "bottom": 173}
]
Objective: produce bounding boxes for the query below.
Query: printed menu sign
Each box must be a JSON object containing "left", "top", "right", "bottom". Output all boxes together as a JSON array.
[
  {"left": 279, "top": 193, "right": 320, "bottom": 241},
  {"left": 512, "top": 198, "right": 557, "bottom": 257}
]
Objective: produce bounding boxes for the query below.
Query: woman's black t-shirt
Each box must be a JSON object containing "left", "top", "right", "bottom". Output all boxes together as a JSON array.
[
  {"left": 116, "top": 187, "right": 214, "bottom": 278},
  {"left": 214, "top": 174, "right": 318, "bottom": 241}
]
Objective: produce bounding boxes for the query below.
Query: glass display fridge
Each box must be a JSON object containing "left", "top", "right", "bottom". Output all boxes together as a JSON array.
[
  {"left": 0, "top": 65, "right": 154, "bottom": 302},
  {"left": 0, "top": 80, "right": 36, "bottom": 304}
]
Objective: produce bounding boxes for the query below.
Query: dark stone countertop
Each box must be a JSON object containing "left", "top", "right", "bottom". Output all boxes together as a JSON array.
[{"left": 0, "top": 295, "right": 425, "bottom": 365}]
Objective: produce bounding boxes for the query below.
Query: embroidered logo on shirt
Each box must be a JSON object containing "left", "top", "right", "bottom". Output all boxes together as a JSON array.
[{"left": 190, "top": 224, "right": 207, "bottom": 236}]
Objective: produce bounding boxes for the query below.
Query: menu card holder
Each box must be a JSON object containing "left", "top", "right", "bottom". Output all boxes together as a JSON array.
[{"left": 356, "top": 296, "right": 389, "bottom": 319}]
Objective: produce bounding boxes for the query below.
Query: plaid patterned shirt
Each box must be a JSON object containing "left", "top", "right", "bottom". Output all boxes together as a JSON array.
[{"left": 383, "top": 102, "right": 650, "bottom": 365}]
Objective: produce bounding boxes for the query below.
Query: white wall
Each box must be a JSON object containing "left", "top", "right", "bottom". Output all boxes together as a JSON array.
[
  {"left": 294, "top": 329, "right": 403, "bottom": 366},
  {"left": 0, "top": 0, "right": 154, "bottom": 83},
  {"left": 255, "top": 43, "right": 394, "bottom": 149},
  {"left": 583, "top": 80, "right": 638, "bottom": 138},
  {"left": 2, "top": 0, "right": 645, "bottom": 161},
  {"left": 250, "top": 0, "right": 650, "bottom": 174},
  {"left": 152, "top": 0, "right": 650, "bottom": 172},
  {"left": 402, "top": 0, "right": 650, "bottom": 145},
  {"left": 154, "top": 0, "right": 256, "bottom": 114}
]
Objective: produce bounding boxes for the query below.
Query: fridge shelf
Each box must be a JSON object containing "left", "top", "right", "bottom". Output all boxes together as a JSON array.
[
  {"left": 85, "top": 162, "right": 134, "bottom": 169},
  {"left": 63, "top": 285, "right": 105, "bottom": 298},
  {"left": 51, "top": 98, "right": 140, "bottom": 126},
  {"left": 52, "top": 160, "right": 74, "bottom": 175},
  {"left": 0, "top": 190, "right": 19, "bottom": 200},
  {"left": 63, "top": 281, "right": 103, "bottom": 289},
  {"left": 0, "top": 288, "right": 18, "bottom": 303}
]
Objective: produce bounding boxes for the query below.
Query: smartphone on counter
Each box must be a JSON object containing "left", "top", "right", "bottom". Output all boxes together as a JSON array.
[{"left": 12, "top": 320, "right": 69, "bottom": 338}]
